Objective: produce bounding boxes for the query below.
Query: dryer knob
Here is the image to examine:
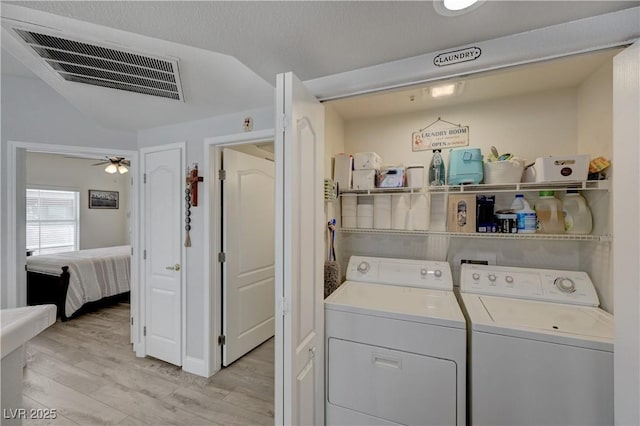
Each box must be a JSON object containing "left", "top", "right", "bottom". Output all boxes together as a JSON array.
[
  {"left": 488, "top": 274, "right": 497, "bottom": 282},
  {"left": 505, "top": 275, "right": 514, "bottom": 284},
  {"left": 357, "top": 261, "right": 370, "bottom": 274},
  {"left": 420, "top": 268, "right": 428, "bottom": 276},
  {"left": 434, "top": 269, "right": 442, "bottom": 278},
  {"left": 472, "top": 273, "right": 480, "bottom": 281},
  {"left": 554, "top": 277, "right": 576, "bottom": 293}
]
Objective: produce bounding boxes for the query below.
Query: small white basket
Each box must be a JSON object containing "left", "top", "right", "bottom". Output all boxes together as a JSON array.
[{"left": 483, "top": 159, "right": 525, "bottom": 184}]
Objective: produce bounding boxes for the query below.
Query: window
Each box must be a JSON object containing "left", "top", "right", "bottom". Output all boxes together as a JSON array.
[{"left": 26, "top": 188, "right": 80, "bottom": 255}]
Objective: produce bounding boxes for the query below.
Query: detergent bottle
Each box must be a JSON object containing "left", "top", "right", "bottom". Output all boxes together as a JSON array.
[
  {"left": 563, "top": 190, "right": 593, "bottom": 234},
  {"left": 510, "top": 194, "right": 536, "bottom": 234}
]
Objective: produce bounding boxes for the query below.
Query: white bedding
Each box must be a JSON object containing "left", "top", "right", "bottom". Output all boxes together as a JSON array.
[{"left": 26, "top": 245, "right": 131, "bottom": 317}]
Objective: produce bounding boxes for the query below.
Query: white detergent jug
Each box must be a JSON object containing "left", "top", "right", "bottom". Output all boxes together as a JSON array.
[
  {"left": 534, "top": 191, "right": 565, "bottom": 234},
  {"left": 563, "top": 190, "right": 593, "bottom": 234},
  {"left": 510, "top": 194, "right": 536, "bottom": 234}
]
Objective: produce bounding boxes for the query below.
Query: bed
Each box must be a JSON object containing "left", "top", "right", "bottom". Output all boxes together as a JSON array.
[{"left": 26, "top": 245, "right": 131, "bottom": 320}]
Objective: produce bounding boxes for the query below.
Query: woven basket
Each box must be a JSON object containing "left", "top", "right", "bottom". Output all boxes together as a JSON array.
[{"left": 483, "top": 159, "right": 525, "bottom": 184}]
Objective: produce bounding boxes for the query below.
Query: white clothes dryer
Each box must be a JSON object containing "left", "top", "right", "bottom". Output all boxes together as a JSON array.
[
  {"left": 458, "top": 263, "right": 614, "bottom": 426},
  {"left": 325, "top": 256, "right": 466, "bottom": 426}
]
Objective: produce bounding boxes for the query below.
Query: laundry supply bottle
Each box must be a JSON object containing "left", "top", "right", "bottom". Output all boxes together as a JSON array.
[
  {"left": 563, "top": 190, "right": 593, "bottom": 234},
  {"left": 510, "top": 194, "right": 536, "bottom": 233},
  {"left": 534, "top": 191, "right": 565, "bottom": 234},
  {"left": 429, "top": 149, "right": 445, "bottom": 186}
]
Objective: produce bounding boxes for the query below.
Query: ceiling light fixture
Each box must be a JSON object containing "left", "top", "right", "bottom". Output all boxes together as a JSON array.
[
  {"left": 105, "top": 163, "right": 118, "bottom": 174},
  {"left": 118, "top": 165, "right": 129, "bottom": 175},
  {"left": 427, "top": 81, "right": 465, "bottom": 98},
  {"left": 434, "top": 0, "right": 484, "bottom": 16}
]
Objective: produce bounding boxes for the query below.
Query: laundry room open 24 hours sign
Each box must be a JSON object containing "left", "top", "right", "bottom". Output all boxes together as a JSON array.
[{"left": 412, "top": 124, "right": 469, "bottom": 151}]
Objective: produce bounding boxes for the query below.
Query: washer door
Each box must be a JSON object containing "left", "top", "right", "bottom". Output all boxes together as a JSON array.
[{"left": 328, "top": 338, "right": 457, "bottom": 425}]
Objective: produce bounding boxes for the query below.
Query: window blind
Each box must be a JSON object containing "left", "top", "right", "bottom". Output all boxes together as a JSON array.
[{"left": 26, "top": 189, "right": 79, "bottom": 255}]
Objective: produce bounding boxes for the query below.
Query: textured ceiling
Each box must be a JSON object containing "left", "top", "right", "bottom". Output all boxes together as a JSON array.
[
  {"left": 2, "top": 1, "right": 638, "bottom": 131},
  {"left": 6, "top": 1, "right": 638, "bottom": 82}
]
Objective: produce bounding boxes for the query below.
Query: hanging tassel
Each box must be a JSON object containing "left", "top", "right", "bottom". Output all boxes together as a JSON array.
[
  {"left": 184, "top": 229, "right": 192, "bottom": 247},
  {"left": 184, "top": 186, "right": 192, "bottom": 247}
]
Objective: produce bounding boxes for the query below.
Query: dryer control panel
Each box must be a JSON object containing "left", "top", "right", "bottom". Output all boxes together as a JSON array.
[
  {"left": 460, "top": 264, "right": 600, "bottom": 306},
  {"left": 346, "top": 256, "right": 453, "bottom": 290}
]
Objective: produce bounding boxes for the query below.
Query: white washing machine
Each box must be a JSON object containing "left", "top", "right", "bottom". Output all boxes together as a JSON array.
[
  {"left": 325, "top": 256, "right": 466, "bottom": 426},
  {"left": 459, "top": 263, "right": 614, "bottom": 426}
]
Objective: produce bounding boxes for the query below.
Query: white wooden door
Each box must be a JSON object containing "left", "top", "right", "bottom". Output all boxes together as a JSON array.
[
  {"left": 275, "top": 72, "right": 325, "bottom": 425},
  {"left": 143, "top": 146, "right": 183, "bottom": 366},
  {"left": 613, "top": 41, "right": 640, "bottom": 426},
  {"left": 222, "top": 148, "right": 275, "bottom": 366}
]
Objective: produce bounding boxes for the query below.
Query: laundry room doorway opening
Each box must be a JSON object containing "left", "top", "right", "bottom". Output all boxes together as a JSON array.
[{"left": 204, "top": 129, "right": 276, "bottom": 377}]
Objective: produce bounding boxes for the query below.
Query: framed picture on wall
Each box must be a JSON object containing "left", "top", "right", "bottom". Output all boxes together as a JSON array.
[{"left": 88, "top": 190, "right": 119, "bottom": 209}]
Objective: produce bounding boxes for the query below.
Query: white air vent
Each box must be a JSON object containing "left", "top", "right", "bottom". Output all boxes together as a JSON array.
[{"left": 14, "top": 28, "right": 184, "bottom": 101}]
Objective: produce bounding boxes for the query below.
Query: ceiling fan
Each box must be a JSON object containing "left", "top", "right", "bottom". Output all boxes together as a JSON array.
[{"left": 92, "top": 156, "right": 130, "bottom": 174}]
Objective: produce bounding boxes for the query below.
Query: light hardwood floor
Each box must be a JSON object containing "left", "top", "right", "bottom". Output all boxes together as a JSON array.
[{"left": 22, "top": 302, "right": 274, "bottom": 426}]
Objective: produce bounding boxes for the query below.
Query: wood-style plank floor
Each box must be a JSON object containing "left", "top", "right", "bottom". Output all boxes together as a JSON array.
[{"left": 22, "top": 302, "right": 274, "bottom": 426}]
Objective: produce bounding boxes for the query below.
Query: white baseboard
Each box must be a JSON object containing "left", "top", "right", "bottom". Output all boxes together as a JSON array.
[{"left": 182, "top": 355, "right": 209, "bottom": 377}]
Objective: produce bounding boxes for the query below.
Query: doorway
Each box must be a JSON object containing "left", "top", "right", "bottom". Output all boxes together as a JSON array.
[
  {"left": 203, "top": 129, "right": 275, "bottom": 377},
  {"left": 5, "top": 141, "right": 141, "bottom": 350}
]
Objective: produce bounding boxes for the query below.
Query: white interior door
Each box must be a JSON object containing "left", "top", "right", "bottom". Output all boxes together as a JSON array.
[
  {"left": 613, "top": 41, "right": 640, "bottom": 426},
  {"left": 143, "top": 145, "right": 183, "bottom": 366},
  {"left": 275, "top": 72, "right": 325, "bottom": 425},
  {"left": 222, "top": 148, "right": 275, "bottom": 366}
]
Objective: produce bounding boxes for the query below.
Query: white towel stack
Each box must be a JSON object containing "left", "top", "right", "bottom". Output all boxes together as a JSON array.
[
  {"left": 373, "top": 194, "right": 392, "bottom": 229},
  {"left": 341, "top": 194, "right": 357, "bottom": 229},
  {"left": 357, "top": 196, "right": 374, "bottom": 229},
  {"left": 391, "top": 194, "right": 410, "bottom": 230},
  {"left": 410, "top": 193, "right": 431, "bottom": 231}
]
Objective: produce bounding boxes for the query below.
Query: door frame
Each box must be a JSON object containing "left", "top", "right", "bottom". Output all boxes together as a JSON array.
[
  {"left": 203, "top": 129, "right": 275, "bottom": 377},
  {"left": 4, "top": 140, "right": 141, "bottom": 349},
  {"left": 138, "top": 142, "right": 187, "bottom": 361}
]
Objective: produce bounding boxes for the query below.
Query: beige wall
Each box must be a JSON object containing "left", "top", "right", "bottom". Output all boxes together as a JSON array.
[
  {"left": 577, "top": 60, "right": 614, "bottom": 167},
  {"left": 26, "top": 152, "right": 130, "bottom": 250},
  {"left": 332, "top": 65, "right": 614, "bottom": 311},
  {"left": 324, "top": 103, "right": 346, "bottom": 179},
  {"left": 343, "top": 87, "right": 579, "bottom": 169}
]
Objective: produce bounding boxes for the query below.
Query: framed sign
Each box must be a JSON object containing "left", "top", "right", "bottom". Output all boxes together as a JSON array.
[
  {"left": 88, "top": 190, "right": 119, "bottom": 209},
  {"left": 412, "top": 117, "right": 469, "bottom": 151}
]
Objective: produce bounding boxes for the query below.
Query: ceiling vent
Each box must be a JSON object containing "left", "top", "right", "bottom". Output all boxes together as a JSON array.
[{"left": 13, "top": 28, "right": 184, "bottom": 101}]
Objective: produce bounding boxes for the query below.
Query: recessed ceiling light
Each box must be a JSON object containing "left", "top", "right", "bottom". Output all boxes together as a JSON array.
[{"left": 434, "top": 0, "right": 484, "bottom": 16}]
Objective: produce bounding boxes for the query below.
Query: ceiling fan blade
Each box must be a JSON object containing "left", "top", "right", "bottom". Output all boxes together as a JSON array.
[{"left": 92, "top": 161, "right": 110, "bottom": 166}]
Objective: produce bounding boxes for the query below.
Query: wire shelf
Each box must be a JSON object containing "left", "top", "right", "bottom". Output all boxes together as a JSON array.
[
  {"left": 339, "top": 180, "right": 610, "bottom": 196},
  {"left": 340, "top": 227, "right": 611, "bottom": 242}
]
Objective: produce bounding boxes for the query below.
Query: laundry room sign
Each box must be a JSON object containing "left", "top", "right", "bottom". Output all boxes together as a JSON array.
[
  {"left": 434, "top": 47, "right": 482, "bottom": 67},
  {"left": 412, "top": 118, "right": 470, "bottom": 151}
]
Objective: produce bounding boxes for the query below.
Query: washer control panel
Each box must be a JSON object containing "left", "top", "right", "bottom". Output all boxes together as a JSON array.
[
  {"left": 460, "top": 264, "right": 600, "bottom": 306},
  {"left": 346, "top": 256, "right": 453, "bottom": 290}
]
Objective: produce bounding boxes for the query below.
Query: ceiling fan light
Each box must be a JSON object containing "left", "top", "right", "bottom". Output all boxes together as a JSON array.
[
  {"left": 105, "top": 163, "right": 118, "bottom": 174},
  {"left": 118, "top": 164, "right": 129, "bottom": 174}
]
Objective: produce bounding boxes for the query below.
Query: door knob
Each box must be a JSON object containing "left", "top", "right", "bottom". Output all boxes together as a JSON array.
[{"left": 165, "top": 264, "right": 181, "bottom": 271}]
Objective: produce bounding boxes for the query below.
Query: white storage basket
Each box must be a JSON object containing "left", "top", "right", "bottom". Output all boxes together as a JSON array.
[{"left": 483, "top": 159, "right": 525, "bottom": 184}]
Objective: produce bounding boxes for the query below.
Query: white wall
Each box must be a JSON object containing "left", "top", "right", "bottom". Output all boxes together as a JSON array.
[
  {"left": 26, "top": 152, "right": 130, "bottom": 249},
  {"left": 137, "top": 105, "right": 274, "bottom": 368},
  {"left": 1, "top": 75, "right": 137, "bottom": 308}
]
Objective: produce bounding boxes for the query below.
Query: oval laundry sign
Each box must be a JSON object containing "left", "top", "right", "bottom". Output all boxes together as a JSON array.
[{"left": 434, "top": 47, "right": 482, "bottom": 67}]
